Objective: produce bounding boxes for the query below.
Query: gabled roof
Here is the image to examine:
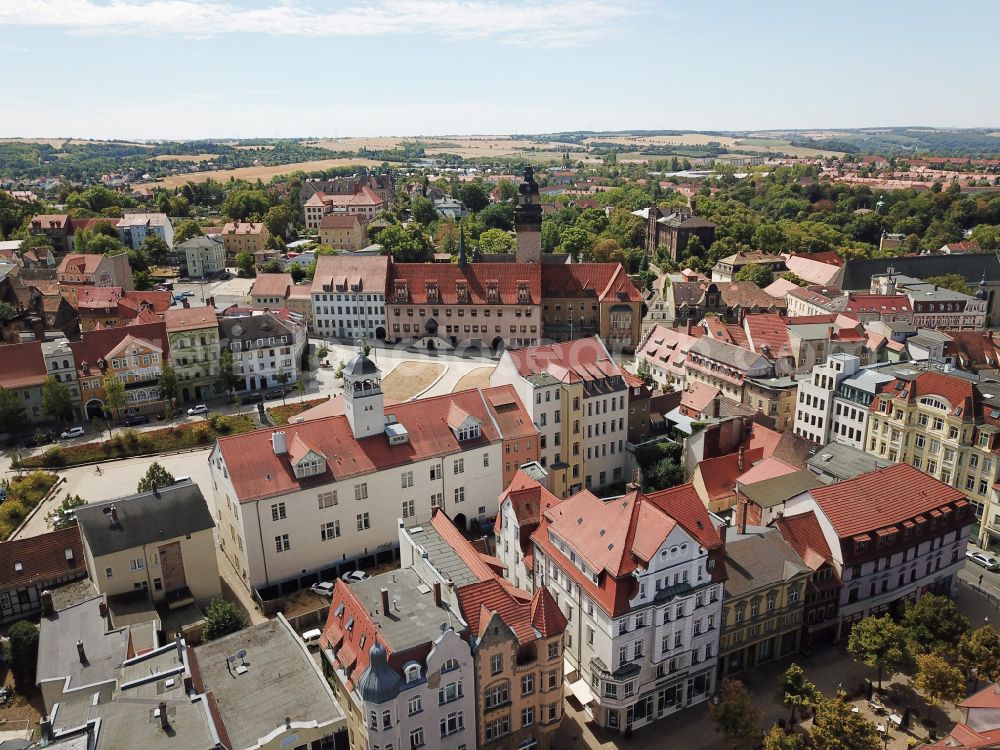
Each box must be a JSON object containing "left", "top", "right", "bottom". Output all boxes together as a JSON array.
[
  {"left": 723, "top": 527, "right": 811, "bottom": 598},
  {"left": 735, "top": 456, "right": 800, "bottom": 486},
  {"left": 506, "top": 336, "right": 619, "bottom": 383},
  {"left": 541, "top": 263, "right": 643, "bottom": 303},
  {"left": 222, "top": 221, "right": 266, "bottom": 235},
  {"left": 456, "top": 579, "right": 565, "bottom": 645},
  {"left": 0, "top": 526, "right": 84, "bottom": 590},
  {"left": 311, "top": 254, "right": 389, "bottom": 296},
  {"left": 0, "top": 340, "right": 47, "bottom": 388},
  {"left": 57, "top": 253, "right": 104, "bottom": 275},
  {"left": 163, "top": 306, "right": 218, "bottom": 333},
  {"left": 808, "top": 463, "right": 967, "bottom": 539},
  {"left": 775, "top": 511, "right": 834, "bottom": 571},
  {"left": 499, "top": 470, "right": 561, "bottom": 527},
  {"left": 318, "top": 214, "right": 362, "bottom": 229},
  {"left": 69, "top": 321, "right": 169, "bottom": 373},
  {"left": 695, "top": 448, "right": 765, "bottom": 501},
  {"left": 962, "top": 682, "right": 1000, "bottom": 710},
  {"left": 390, "top": 262, "right": 541, "bottom": 305},
  {"left": 250, "top": 273, "right": 293, "bottom": 299}
]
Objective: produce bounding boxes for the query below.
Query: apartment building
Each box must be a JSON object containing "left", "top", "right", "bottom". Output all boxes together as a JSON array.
[
  {"left": 57, "top": 252, "right": 134, "bottom": 304},
  {"left": 829, "top": 366, "right": 896, "bottom": 449},
  {"left": 495, "top": 470, "right": 563, "bottom": 593},
  {"left": 717, "top": 526, "right": 811, "bottom": 676},
  {"left": 311, "top": 254, "right": 389, "bottom": 341},
  {"left": 180, "top": 235, "right": 226, "bottom": 277},
  {"left": 74, "top": 481, "right": 221, "bottom": 606},
  {"left": 871, "top": 271, "right": 988, "bottom": 330},
  {"left": 318, "top": 214, "right": 369, "bottom": 252},
  {"left": 304, "top": 186, "right": 384, "bottom": 229},
  {"left": 492, "top": 337, "right": 630, "bottom": 498},
  {"left": 388, "top": 261, "right": 541, "bottom": 351},
  {"left": 635, "top": 323, "right": 701, "bottom": 392},
  {"left": 530, "top": 484, "right": 725, "bottom": 734},
  {"left": 780, "top": 464, "right": 973, "bottom": 638},
  {"left": 74, "top": 287, "right": 172, "bottom": 332},
  {"left": 793, "top": 354, "right": 862, "bottom": 444},
  {"left": 219, "top": 309, "right": 306, "bottom": 392},
  {"left": 117, "top": 212, "right": 174, "bottom": 249},
  {"left": 685, "top": 337, "right": 772, "bottom": 402},
  {"left": 249, "top": 273, "right": 292, "bottom": 308},
  {"left": 221, "top": 221, "right": 270, "bottom": 259},
  {"left": 163, "top": 306, "right": 220, "bottom": 402},
  {"left": 208, "top": 351, "right": 533, "bottom": 595},
  {"left": 743, "top": 376, "right": 798, "bottom": 431}
]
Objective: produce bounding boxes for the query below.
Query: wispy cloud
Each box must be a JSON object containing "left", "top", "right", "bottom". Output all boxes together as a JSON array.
[{"left": 0, "top": 0, "right": 642, "bottom": 46}]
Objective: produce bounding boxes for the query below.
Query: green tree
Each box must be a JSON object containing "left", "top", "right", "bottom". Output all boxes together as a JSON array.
[
  {"left": 636, "top": 359, "right": 655, "bottom": 389},
  {"left": 733, "top": 263, "right": 775, "bottom": 287},
  {"left": 41, "top": 376, "right": 74, "bottom": 421},
  {"left": 558, "top": 226, "right": 596, "bottom": 261},
  {"left": 913, "top": 652, "right": 966, "bottom": 725},
  {"left": 203, "top": 598, "right": 249, "bottom": 641},
  {"left": 457, "top": 181, "right": 490, "bottom": 212},
  {"left": 275, "top": 368, "right": 290, "bottom": 405},
  {"left": 376, "top": 223, "right": 432, "bottom": 262},
  {"left": 477, "top": 202, "right": 514, "bottom": 231},
  {"left": 762, "top": 726, "right": 807, "bottom": 750},
  {"left": 295, "top": 378, "right": 306, "bottom": 403},
  {"left": 173, "top": 220, "right": 204, "bottom": 244},
  {"left": 775, "top": 663, "right": 821, "bottom": 724},
  {"left": 810, "top": 694, "right": 879, "bottom": 750},
  {"left": 0, "top": 385, "right": 27, "bottom": 433},
  {"left": 73, "top": 229, "right": 125, "bottom": 255},
  {"left": 263, "top": 204, "right": 294, "bottom": 239},
  {"left": 410, "top": 196, "right": 438, "bottom": 225},
  {"left": 46, "top": 493, "right": 86, "bottom": 530},
  {"left": 261, "top": 259, "right": 283, "bottom": 274},
  {"left": 218, "top": 349, "right": 240, "bottom": 394},
  {"left": 158, "top": 365, "right": 178, "bottom": 418},
  {"left": 477, "top": 228, "right": 516, "bottom": 254},
  {"left": 847, "top": 615, "right": 909, "bottom": 689},
  {"left": 221, "top": 189, "right": 273, "bottom": 221},
  {"left": 0, "top": 300, "right": 17, "bottom": 321},
  {"left": 923, "top": 274, "right": 970, "bottom": 294},
  {"left": 902, "top": 593, "right": 969, "bottom": 655},
  {"left": 168, "top": 194, "right": 191, "bottom": 217},
  {"left": 141, "top": 234, "right": 170, "bottom": 265},
  {"left": 235, "top": 252, "right": 255, "bottom": 278},
  {"left": 959, "top": 625, "right": 1000, "bottom": 688},
  {"left": 137, "top": 462, "right": 175, "bottom": 493},
  {"left": 8, "top": 620, "right": 39, "bottom": 686},
  {"left": 708, "top": 678, "right": 760, "bottom": 750},
  {"left": 103, "top": 375, "right": 126, "bottom": 424}
]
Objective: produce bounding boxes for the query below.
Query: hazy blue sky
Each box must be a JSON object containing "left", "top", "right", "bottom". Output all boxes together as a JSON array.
[{"left": 1, "top": 0, "right": 998, "bottom": 139}]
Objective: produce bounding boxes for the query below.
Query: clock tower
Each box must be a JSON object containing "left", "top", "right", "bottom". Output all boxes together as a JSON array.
[{"left": 514, "top": 166, "right": 542, "bottom": 264}]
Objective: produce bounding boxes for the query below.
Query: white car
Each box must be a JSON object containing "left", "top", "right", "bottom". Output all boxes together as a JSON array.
[
  {"left": 966, "top": 550, "right": 1000, "bottom": 571},
  {"left": 341, "top": 570, "right": 370, "bottom": 583},
  {"left": 310, "top": 581, "right": 335, "bottom": 598},
  {"left": 60, "top": 427, "right": 85, "bottom": 439},
  {"left": 187, "top": 405, "right": 208, "bottom": 416}
]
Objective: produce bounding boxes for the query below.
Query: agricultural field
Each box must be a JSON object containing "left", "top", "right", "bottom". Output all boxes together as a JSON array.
[
  {"left": 582, "top": 133, "right": 844, "bottom": 158},
  {"left": 149, "top": 153, "right": 219, "bottom": 162},
  {"left": 306, "top": 135, "right": 572, "bottom": 159},
  {"left": 147, "top": 157, "right": 387, "bottom": 188}
]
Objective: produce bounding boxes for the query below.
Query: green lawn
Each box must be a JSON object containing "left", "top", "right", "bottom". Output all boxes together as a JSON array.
[{"left": 0, "top": 471, "right": 59, "bottom": 539}]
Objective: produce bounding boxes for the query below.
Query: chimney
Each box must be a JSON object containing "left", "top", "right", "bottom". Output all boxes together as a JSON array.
[
  {"left": 736, "top": 494, "right": 748, "bottom": 535},
  {"left": 433, "top": 581, "right": 442, "bottom": 607},
  {"left": 686, "top": 319, "right": 693, "bottom": 336},
  {"left": 99, "top": 600, "right": 108, "bottom": 620},
  {"left": 76, "top": 640, "right": 87, "bottom": 664},
  {"left": 737, "top": 445, "right": 745, "bottom": 471},
  {"left": 174, "top": 633, "right": 184, "bottom": 661},
  {"left": 380, "top": 587, "right": 390, "bottom": 616},
  {"left": 718, "top": 522, "right": 727, "bottom": 547},
  {"left": 272, "top": 431, "right": 287, "bottom": 455},
  {"left": 41, "top": 589, "right": 54, "bottom": 617},
  {"left": 182, "top": 298, "right": 190, "bottom": 309},
  {"left": 109, "top": 505, "right": 118, "bottom": 526},
  {"left": 158, "top": 701, "right": 169, "bottom": 731}
]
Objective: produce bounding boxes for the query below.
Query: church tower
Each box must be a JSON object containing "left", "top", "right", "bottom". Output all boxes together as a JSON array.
[
  {"left": 514, "top": 166, "right": 542, "bottom": 264},
  {"left": 342, "top": 348, "right": 384, "bottom": 439}
]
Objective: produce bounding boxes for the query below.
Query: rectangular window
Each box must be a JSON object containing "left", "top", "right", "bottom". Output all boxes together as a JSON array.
[
  {"left": 521, "top": 673, "right": 534, "bottom": 696},
  {"left": 129, "top": 557, "right": 145, "bottom": 571},
  {"left": 271, "top": 502, "right": 286, "bottom": 521},
  {"left": 355, "top": 483, "right": 368, "bottom": 500},
  {"left": 402, "top": 499, "right": 415, "bottom": 518},
  {"left": 491, "top": 653, "right": 503, "bottom": 675},
  {"left": 321, "top": 521, "right": 340, "bottom": 541},
  {"left": 454, "top": 486, "right": 465, "bottom": 503},
  {"left": 274, "top": 534, "right": 290, "bottom": 553},
  {"left": 357, "top": 513, "right": 370, "bottom": 531},
  {"left": 318, "top": 491, "right": 338, "bottom": 508},
  {"left": 454, "top": 458, "right": 464, "bottom": 475}
]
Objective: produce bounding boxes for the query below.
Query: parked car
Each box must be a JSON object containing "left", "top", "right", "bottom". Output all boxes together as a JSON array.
[
  {"left": 187, "top": 404, "right": 208, "bottom": 416},
  {"left": 301, "top": 628, "right": 322, "bottom": 649},
  {"left": 310, "top": 581, "right": 335, "bottom": 598},
  {"left": 241, "top": 393, "right": 264, "bottom": 405},
  {"left": 173, "top": 295, "right": 185, "bottom": 303},
  {"left": 180, "top": 290, "right": 194, "bottom": 297},
  {"left": 966, "top": 550, "right": 1000, "bottom": 571},
  {"left": 219, "top": 272, "right": 232, "bottom": 280},
  {"left": 341, "top": 570, "right": 370, "bottom": 583},
  {"left": 121, "top": 415, "right": 149, "bottom": 427},
  {"left": 60, "top": 427, "right": 85, "bottom": 439},
  {"left": 265, "top": 388, "right": 291, "bottom": 400}
]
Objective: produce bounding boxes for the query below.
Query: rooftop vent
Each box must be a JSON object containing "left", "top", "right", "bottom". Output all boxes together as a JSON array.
[{"left": 385, "top": 422, "right": 409, "bottom": 446}]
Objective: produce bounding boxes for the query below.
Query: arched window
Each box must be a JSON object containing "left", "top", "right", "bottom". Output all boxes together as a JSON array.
[{"left": 441, "top": 658, "right": 459, "bottom": 673}]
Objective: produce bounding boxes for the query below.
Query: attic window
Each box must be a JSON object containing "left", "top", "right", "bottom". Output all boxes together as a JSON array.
[
  {"left": 577, "top": 517, "right": 583, "bottom": 525},
  {"left": 607, "top": 543, "right": 614, "bottom": 551},
  {"left": 599, "top": 529, "right": 606, "bottom": 536}
]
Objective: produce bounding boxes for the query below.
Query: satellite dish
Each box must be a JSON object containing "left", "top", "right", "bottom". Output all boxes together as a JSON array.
[{"left": 236, "top": 649, "right": 247, "bottom": 659}]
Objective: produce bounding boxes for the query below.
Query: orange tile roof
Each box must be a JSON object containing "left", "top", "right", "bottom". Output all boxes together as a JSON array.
[
  {"left": 809, "top": 464, "right": 966, "bottom": 539},
  {"left": 0, "top": 526, "right": 84, "bottom": 589},
  {"left": 775, "top": 511, "right": 833, "bottom": 571},
  {"left": 163, "top": 306, "right": 218, "bottom": 333},
  {"left": 311, "top": 254, "right": 388, "bottom": 296},
  {"left": 250, "top": 273, "right": 292, "bottom": 299},
  {"left": 456, "top": 579, "right": 565, "bottom": 645},
  {"left": 696, "top": 448, "right": 765, "bottom": 501},
  {"left": 390, "top": 262, "right": 541, "bottom": 305},
  {"left": 69, "top": 322, "right": 169, "bottom": 372},
  {"left": 735, "top": 456, "right": 800, "bottom": 486},
  {"left": 57, "top": 253, "right": 104, "bottom": 275},
  {"left": 541, "top": 263, "right": 643, "bottom": 303},
  {"left": 0, "top": 340, "right": 47, "bottom": 388},
  {"left": 506, "top": 336, "right": 619, "bottom": 383},
  {"left": 961, "top": 682, "right": 1000, "bottom": 710},
  {"left": 222, "top": 222, "right": 266, "bottom": 235},
  {"left": 318, "top": 214, "right": 362, "bottom": 229}
]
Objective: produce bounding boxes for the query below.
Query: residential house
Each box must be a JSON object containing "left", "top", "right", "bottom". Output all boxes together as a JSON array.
[
  {"left": 221, "top": 221, "right": 270, "bottom": 260},
  {"left": 304, "top": 186, "right": 384, "bottom": 229},
  {"left": 249, "top": 273, "right": 292, "bottom": 308},
  {"left": 0, "top": 527, "right": 85, "bottom": 625},
  {"left": 219, "top": 309, "right": 306, "bottom": 392},
  {"left": 74, "top": 480, "right": 221, "bottom": 606},
  {"left": 717, "top": 526, "right": 811, "bottom": 676},
  {"left": 74, "top": 287, "right": 171, "bottom": 332},
  {"left": 492, "top": 336, "right": 630, "bottom": 498},
  {"left": 635, "top": 323, "right": 701, "bottom": 392},
  {"left": 311, "top": 254, "right": 390, "bottom": 341},
  {"left": 163, "top": 306, "right": 220, "bottom": 403},
  {"left": 540, "top": 263, "right": 644, "bottom": 352},
  {"left": 780, "top": 464, "right": 974, "bottom": 638},
  {"left": 711, "top": 252, "right": 786, "bottom": 283},
  {"left": 192, "top": 616, "right": 347, "bottom": 750},
  {"left": 180, "top": 235, "right": 226, "bottom": 278},
  {"left": 29, "top": 214, "right": 74, "bottom": 253},
  {"left": 685, "top": 337, "right": 772, "bottom": 402},
  {"left": 208, "top": 351, "right": 533, "bottom": 595},
  {"left": 637, "top": 206, "right": 716, "bottom": 261},
  {"left": 668, "top": 281, "right": 786, "bottom": 324},
  {"left": 117, "top": 212, "right": 174, "bottom": 249},
  {"left": 495, "top": 470, "right": 563, "bottom": 593},
  {"left": 57, "top": 252, "right": 134, "bottom": 304},
  {"left": 871, "top": 270, "right": 988, "bottom": 330},
  {"left": 530, "top": 483, "right": 725, "bottom": 733},
  {"left": 319, "top": 214, "right": 370, "bottom": 252},
  {"left": 922, "top": 682, "right": 1000, "bottom": 749}
]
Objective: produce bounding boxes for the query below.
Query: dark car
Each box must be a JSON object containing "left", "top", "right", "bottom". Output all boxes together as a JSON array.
[
  {"left": 265, "top": 388, "right": 292, "bottom": 400},
  {"left": 219, "top": 272, "right": 232, "bottom": 280},
  {"left": 121, "top": 415, "right": 150, "bottom": 427},
  {"left": 23, "top": 431, "right": 55, "bottom": 448},
  {"left": 241, "top": 393, "right": 264, "bottom": 405}
]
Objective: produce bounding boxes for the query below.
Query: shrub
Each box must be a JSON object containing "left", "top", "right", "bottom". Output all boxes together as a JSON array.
[
  {"left": 43, "top": 447, "right": 64, "bottom": 466},
  {"left": 8, "top": 620, "right": 39, "bottom": 686}
]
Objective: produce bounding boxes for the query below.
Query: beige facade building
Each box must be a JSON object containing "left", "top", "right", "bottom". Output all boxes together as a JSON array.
[
  {"left": 164, "top": 305, "right": 221, "bottom": 403},
  {"left": 743, "top": 375, "right": 798, "bottom": 431},
  {"left": 222, "top": 221, "right": 270, "bottom": 259},
  {"left": 74, "top": 481, "right": 221, "bottom": 607},
  {"left": 318, "top": 213, "right": 369, "bottom": 251}
]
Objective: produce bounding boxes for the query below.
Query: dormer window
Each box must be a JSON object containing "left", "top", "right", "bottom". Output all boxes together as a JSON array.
[
  {"left": 426, "top": 281, "right": 439, "bottom": 303},
  {"left": 405, "top": 663, "right": 422, "bottom": 683},
  {"left": 486, "top": 281, "right": 499, "bottom": 304},
  {"left": 394, "top": 281, "right": 409, "bottom": 304},
  {"left": 456, "top": 281, "right": 469, "bottom": 304},
  {"left": 457, "top": 423, "right": 481, "bottom": 441},
  {"left": 517, "top": 281, "right": 529, "bottom": 304}
]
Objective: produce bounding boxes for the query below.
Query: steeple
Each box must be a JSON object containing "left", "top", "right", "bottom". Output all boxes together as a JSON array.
[
  {"left": 514, "top": 166, "right": 542, "bottom": 264},
  {"left": 342, "top": 342, "right": 384, "bottom": 439},
  {"left": 458, "top": 225, "right": 468, "bottom": 269}
]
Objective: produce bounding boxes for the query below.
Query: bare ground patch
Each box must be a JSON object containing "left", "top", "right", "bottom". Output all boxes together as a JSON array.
[
  {"left": 452, "top": 366, "right": 494, "bottom": 392},
  {"left": 381, "top": 361, "right": 445, "bottom": 402}
]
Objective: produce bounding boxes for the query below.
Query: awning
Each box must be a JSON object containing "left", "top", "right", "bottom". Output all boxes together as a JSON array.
[
  {"left": 567, "top": 679, "right": 594, "bottom": 706},
  {"left": 563, "top": 660, "right": 576, "bottom": 676}
]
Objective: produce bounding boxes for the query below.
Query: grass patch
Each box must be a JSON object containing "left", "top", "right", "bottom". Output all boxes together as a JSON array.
[
  {"left": 267, "top": 398, "right": 327, "bottom": 426},
  {"left": 18, "top": 415, "right": 255, "bottom": 469},
  {"left": 0, "top": 471, "right": 58, "bottom": 539}
]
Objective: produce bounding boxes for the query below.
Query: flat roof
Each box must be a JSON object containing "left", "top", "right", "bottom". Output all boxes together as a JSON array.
[
  {"left": 807, "top": 442, "right": 891, "bottom": 483},
  {"left": 349, "top": 568, "right": 465, "bottom": 653},
  {"left": 405, "top": 524, "right": 479, "bottom": 588},
  {"left": 193, "top": 618, "right": 343, "bottom": 750},
  {"left": 38, "top": 597, "right": 128, "bottom": 692}
]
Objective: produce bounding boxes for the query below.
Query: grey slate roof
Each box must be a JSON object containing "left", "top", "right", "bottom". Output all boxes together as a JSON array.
[
  {"left": 737, "top": 470, "right": 823, "bottom": 508},
  {"left": 806, "top": 442, "right": 891, "bottom": 483},
  {"left": 723, "top": 527, "right": 811, "bottom": 598},
  {"left": 690, "top": 337, "right": 770, "bottom": 371},
  {"left": 37, "top": 596, "right": 129, "bottom": 690},
  {"left": 405, "top": 523, "right": 479, "bottom": 587},
  {"left": 75, "top": 481, "right": 215, "bottom": 558},
  {"left": 344, "top": 353, "right": 379, "bottom": 377},
  {"left": 219, "top": 311, "right": 296, "bottom": 348},
  {"left": 840, "top": 254, "right": 1000, "bottom": 290},
  {"left": 359, "top": 642, "right": 403, "bottom": 705}
]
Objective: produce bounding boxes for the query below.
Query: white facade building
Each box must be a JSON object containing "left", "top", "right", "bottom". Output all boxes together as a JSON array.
[
  {"left": 829, "top": 367, "right": 896, "bottom": 449},
  {"left": 792, "top": 354, "right": 861, "bottom": 444},
  {"left": 219, "top": 310, "right": 307, "bottom": 392},
  {"left": 311, "top": 255, "right": 390, "bottom": 342},
  {"left": 117, "top": 212, "right": 174, "bottom": 249}
]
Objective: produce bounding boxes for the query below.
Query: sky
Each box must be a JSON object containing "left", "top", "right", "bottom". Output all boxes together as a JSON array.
[{"left": 1, "top": 0, "right": 999, "bottom": 140}]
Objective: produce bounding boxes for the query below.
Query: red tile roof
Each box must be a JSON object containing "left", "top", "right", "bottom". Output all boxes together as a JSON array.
[
  {"left": 494, "top": 471, "right": 562, "bottom": 569},
  {"left": 217, "top": 386, "right": 530, "bottom": 503},
  {"left": 30, "top": 214, "right": 70, "bottom": 230},
  {"left": 75, "top": 286, "right": 122, "bottom": 309},
  {"left": 311, "top": 186, "right": 384, "bottom": 209},
  {"left": 681, "top": 383, "right": 720, "bottom": 415},
  {"left": 541, "top": 263, "right": 643, "bottom": 303},
  {"left": 318, "top": 214, "right": 362, "bottom": 229},
  {"left": 57, "top": 253, "right": 104, "bottom": 276},
  {"left": 250, "top": 273, "right": 293, "bottom": 299},
  {"left": 843, "top": 294, "right": 911, "bottom": 314},
  {"left": 0, "top": 526, "right": 84, "bottom": 589},
  {"left": 775, "top": 511, "right": 833, "bottom": 571},
  {"left": 390, "top": 262, "right": 541, "bottom": 305},
  {"left": 742, "top": 313, "right": 793, "bottom": 358},
  {"left": 808, "top": 464, "right": 966, "bottom": 539},
  {"left": 505, "top": 336, "right": 619, "bottom": 383},
  {"left": 695, "top": 448, "right": 765, "bottom": 501},
  {"left": 69, "top": 321, "right": 169, "bottom": 373},
  {"left": 456, "top": 579, "right": 565, "bottom": 644},
  {"left": 222, "top": 222, "right": 266, "bottom": 235},
  {"left": 926, "top": 724, "right": 1000, "bottom": 748},
  {"left": 735, "top": 456, "right": 800, "bottom": 486},
  {"left": 311, "top": 255, "right": 388, "bottom": 296},
  {"left": 482, "top": 385, "right": 536, "bottom": 441},
  {"left": 636, "top": 324, "right": 702, "bottom": 380},
  {"left": 0, "top": 340, "right": 47, "bottom": 388},
  {"left": 163, "top": 306, "right": 218, "bottom": 333},
  {"left": 961, "top": 682, "right": 1000, "bottom": 710}
]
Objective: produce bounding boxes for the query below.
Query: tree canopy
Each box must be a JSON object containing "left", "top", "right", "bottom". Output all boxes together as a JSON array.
[
  {"left": 847, "top": 615, "right": 909, "bottom": 688},
  {"left": 203, "top": 598, "right": 249, "bottom": 641},
  {"left": 810, "top": 694, "right": 880, "bottom": 750},
  {"left": 708, "top": 678, "right": 761, "bottom": 750},
  {"left": 137, "top": 462, "right": 175, "bottom": 493},
  {"left": 477, "top": 228, "right": 516, "bottom": 254},
  {"left": 733, "top": 263, "right": 775, "bottom": 287},
  {"left": 902, "top": 593, "right": 969, "bottom": 654}
]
